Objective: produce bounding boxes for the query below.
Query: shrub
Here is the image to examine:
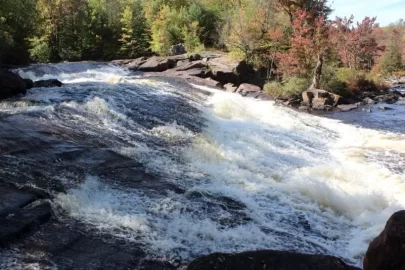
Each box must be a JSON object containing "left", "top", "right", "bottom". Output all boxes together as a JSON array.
[
  {"left": 264, "top": 81, "right": 283, "bottom": 97},
  {"left": 28, "top": 36, "right": 52, "bottom": 63},
  {"left": 183, "top": 21, "right": 205, "bottom": 53},
  {"left": 264, "top": 77, "right": 309, "bottom": 98},
  {"left": 282, "top": 77, "right": 310, "bottom": 95}
]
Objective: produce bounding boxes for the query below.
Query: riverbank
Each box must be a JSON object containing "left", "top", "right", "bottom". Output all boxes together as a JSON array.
[{"left": 111, "top": 53, "right": 405, "bottom": 113}]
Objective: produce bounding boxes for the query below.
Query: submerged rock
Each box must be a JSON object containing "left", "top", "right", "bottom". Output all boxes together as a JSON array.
[
  {"left": 338, "top": 104, "right": 358, "bottom": 112},
  {"left": 34, "top": 79, "right": 63, "bottom": 88},
  {"left": 23, "top": 78, "right": 34, "bottom": 89},
  {"left": 0, "top": 69, "right": 27, "bottom": 99},
  {"left": 187, "top": 250, "right": 360, "bottom": 270},
  {"left": 364, "top": 210, "right": 405, "bottom": 270}
]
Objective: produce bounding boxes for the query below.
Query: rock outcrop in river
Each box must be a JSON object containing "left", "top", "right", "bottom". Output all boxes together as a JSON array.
[
  {"left": 363, "top": 210, "right": 405, "bottom": 270},
  {"left": 187, "top": 250, "right": 361, "bottom": 270},
  {"left": 0, "top": 69, "right": 27, "bottom": 99}
]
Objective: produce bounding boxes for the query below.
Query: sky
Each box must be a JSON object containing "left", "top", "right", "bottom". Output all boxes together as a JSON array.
[{"left": 330, "top": 0, "right": 405, "bottom": 26}]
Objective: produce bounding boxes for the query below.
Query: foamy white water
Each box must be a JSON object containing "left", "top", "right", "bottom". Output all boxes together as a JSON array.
[{"left": 3, "top": 63, "right": 405, "bottom": 268}]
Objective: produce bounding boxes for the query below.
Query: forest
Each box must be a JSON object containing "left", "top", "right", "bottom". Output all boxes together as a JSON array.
[{"left": 1, "top": 0, "right": 405, "bottom": 96}]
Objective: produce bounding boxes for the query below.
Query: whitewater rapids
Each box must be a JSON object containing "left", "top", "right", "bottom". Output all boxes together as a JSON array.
[{"left": 1, "top": 62, "right": 404, "bottom": 268}]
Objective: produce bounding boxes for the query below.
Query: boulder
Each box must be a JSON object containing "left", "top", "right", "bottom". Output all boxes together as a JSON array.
[
  {"left": 138, "top": 57, "right": 176, "bottom": 72},
  {"left": 302, "top": 89, "right": 343, "bottom": 107},
  {"left": 364, "top": 210, "right": 405, "bottom": 270},
  {"left": 23, "top": 78, "right": 34, "bottom": 89},
  {"left": 169, "top": 43, "right": 186, "bottom": 56},
  {"left": 207, "top": 56, "right": 253, "bottom": 85},
  {"left": 34, "top": 79, "right": 63, "bottom": 88},
  {"left": 236, "top": 83, "right": 261, "bottom": 94},
  {"left": 187, "top": 250, "right": 360, "bottom": 270},
  {"left": 189, "top": 54, "right": 202, "bottom": 61},
  {"left": 126, "top": 57, "right": 148, "bottom": 71},
  {"left": 224, "top": 83, "right": 238, "bottom": 93},
  {"left": 338, "top": 104, "right": 358, "bottom": 112},
  {"left": 312, "top": 97, "right": 333, "bottom": 110},
  {"left": 392, "top": 90, "right": 404, "bottom": 98},
  {"left": 374, "top": 94, "right": 398, "bottom": 104},
  {"left": 0, "top": 69, "right": 27, "bottom": 99}
]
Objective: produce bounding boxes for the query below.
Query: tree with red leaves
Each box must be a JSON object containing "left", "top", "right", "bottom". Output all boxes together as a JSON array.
[
  {"left": 333, "top": 16, "right": 383, "bottom": 70},
  {"left": 277, "top": 0, "right": 331, "bottom": 89}
]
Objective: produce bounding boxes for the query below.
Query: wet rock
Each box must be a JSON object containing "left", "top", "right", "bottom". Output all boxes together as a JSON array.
[
  {"left": 187, "top": 250, "right": 360, "bottom": 270},
  {"left": 0, "top": 184, "right": 44, "bottom": 216},
  {"left": 364, "top": 210, "right": 405, "bottom": 270},
  {"left": 138, "top": 57, "right": 176, "bottom": 72},
  {"left": 299, "top": 105, "right": 310, "bottom": 111},
  {"left": 224, "top": 83, "right": 238, "bottom": 93},
  {"left": 392, "top": 90, "right": 404, "bottom": 98},
  {"left": 302, "top": 89, "right": 342, "bottom": 108},
  {"left": 364, "top": 97, "right": 376, "bottom": 104},
  {"left": 0, "top": 202, "right": 52, "bottom": 245},
  {"left": 355, "top": 101, "right": 366, "bottom": 107},
  {"left": 169, "top": 43, "right": 186, "bottom": 55},
  {"left": 378, "top": 105, "right": 393, "bottom": 111},
  {"left": 338, "top": 104, "right": 358, "bottom": 112},
  {"left": 111, "top": 59, "right": 134, "bottom": 66},
  {"left": 34, "top": 79, "right": 63, "bottom": 88},
  {"left": 374, "top": 94, "right": 398, "bottom": 104},
  {"left": 236, "top": 83, "right": 261, "bottom": 95},
  {"left": 397, "top": 99, "right": 405, "bottom": 105},
  {"left": 23, "top": 78, "right": 34, "bottom": 89},
  {"left": 0, "top": 69, "right": 27, "bottom": 99},
  {"left": 244, "top": 91, "right": 263, "bottom": 98},
  {"left": 127, "top": 57, "right": 148, "bottom": 71},
  {"left": 284, "top": 97, "right": 301, "bottom": 107},
  {"left": 13, "top": 220, "right": 176, "bottom": 270}
]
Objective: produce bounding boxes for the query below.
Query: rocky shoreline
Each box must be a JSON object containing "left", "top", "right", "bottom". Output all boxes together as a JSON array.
[{"left": 111, "top": 53, "right": 405, "bottom": 113}]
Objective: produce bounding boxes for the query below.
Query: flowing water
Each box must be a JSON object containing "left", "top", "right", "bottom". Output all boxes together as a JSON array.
[{"left": 1, "top": 62, "right": 405, "bottom": 268}]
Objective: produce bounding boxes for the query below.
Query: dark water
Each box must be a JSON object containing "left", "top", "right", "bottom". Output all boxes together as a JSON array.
[{"left": 0, "top": 63, "right": 404, "bottom": 269}]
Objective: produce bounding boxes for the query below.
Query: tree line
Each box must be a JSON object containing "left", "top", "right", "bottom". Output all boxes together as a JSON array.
[{"left": 1, "top": 0, "right": 404, "bottom": 94}]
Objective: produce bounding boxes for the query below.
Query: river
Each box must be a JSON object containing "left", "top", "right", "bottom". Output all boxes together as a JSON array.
[{"left": 1, "top": 62, "right": 404, "bottom": 269}]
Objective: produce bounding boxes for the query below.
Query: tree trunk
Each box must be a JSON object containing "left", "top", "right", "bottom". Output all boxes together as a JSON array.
[{"left": 310, "top": 53, "right": 323, "bottom": 89}]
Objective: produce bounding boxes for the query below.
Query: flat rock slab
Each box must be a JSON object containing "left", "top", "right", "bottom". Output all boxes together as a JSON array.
[
  {"left": 338, "top": 104, "right": 358, "bottom": 112},
  {"left": 9, "top": 220, "right": 176, "bottom": 270},
  {"left": 187, "top": 250, "right": 360, "bottom": 270},
  {"left": 0, "top": 202, "right": 52, "bottom": 245},
  {"left": 0, "top": 184, "right": 40, "bottom": 216}
]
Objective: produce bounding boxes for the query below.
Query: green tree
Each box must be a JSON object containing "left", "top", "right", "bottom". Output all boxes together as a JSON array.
[
  {"left": 379, "top": 29, "right": 404, "bottom": 74},
  {"left": 119, "top": 1, "right": 150, "bottom": 58}
]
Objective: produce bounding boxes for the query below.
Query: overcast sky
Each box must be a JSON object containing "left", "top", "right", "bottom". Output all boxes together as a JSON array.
[{"left": 330, "top": 0, "right": 405, "bottom": 26}]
